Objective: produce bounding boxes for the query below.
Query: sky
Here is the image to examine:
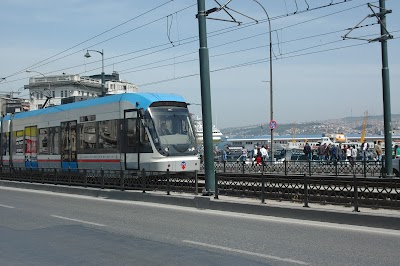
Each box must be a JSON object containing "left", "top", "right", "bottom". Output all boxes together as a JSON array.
[{"left": 0, "top": 0, "right": 399, "bottom": 129}]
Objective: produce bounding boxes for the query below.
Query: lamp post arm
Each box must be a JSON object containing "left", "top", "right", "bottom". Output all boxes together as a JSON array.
[{"left": 253, "top": 0, "right": 274, "bottom": 161}]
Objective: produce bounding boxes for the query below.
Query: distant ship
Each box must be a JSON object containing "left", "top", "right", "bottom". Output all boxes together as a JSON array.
[{"left": 192, "top": 116, "right": 223, "bottom": 144}]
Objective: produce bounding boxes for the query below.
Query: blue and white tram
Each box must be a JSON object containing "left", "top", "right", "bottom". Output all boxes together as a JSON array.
[{"left": 0, "top": 93, "right": 200, "bottom": 172}]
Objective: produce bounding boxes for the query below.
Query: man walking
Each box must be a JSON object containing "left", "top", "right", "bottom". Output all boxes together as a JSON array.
[
  {"left": 374, "top": 141, "right": 382, "bottom": 162},
  {"left": 361, "top": 140, "right": 369, "bottom": 161},
  {"left": 317, "top": 143, "right": 325, "bottom": 162},
  {"left": 303, "top": 142, "right": 312, "bottom": 161}
]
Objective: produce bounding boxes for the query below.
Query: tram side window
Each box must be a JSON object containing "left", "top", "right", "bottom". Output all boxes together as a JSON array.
[
  {"left": 48, "top": 127, "right": 60, "bottom": 155},
  {"left": 98, "top": 120, "right": 118, "bottom": 153},
  {"left": 140, "top": 121, "right": 152, "bottom": 153},
  {"left": 24, "top": 126, "right": 38, "bottom": 155},
  {"left": 14, "top": 131, "right": 24, "bottom": 155},
  {"left": 126, "top": 118, "right": 137, "bottom": 148},
  {"left": 126, "top": 118, "right": 152, "bottom": 153},
  {"left": 79, "top": 122, "right": 97, "bottom": 153},
  {"left": 39, "top": 128, "right": 48, "bottom": 154}
]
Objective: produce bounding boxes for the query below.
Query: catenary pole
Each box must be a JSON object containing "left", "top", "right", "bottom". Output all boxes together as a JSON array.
[
  {"left": 380, "top": 0, "right": 392, "bottom": 176},
  {"left": 197, "top": 0, "right": 215, "bottom": 193},
  {"left": 253, "top": 0, "right": 274, "bottom": 162}
]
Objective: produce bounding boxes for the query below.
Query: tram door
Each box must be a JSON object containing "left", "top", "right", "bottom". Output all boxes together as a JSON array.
[
  {"left": 124, "top": 110, "right": 140, "bottom": 170},
  {"left": 61, "top": 121, "right": 78, "bottom": 171}
]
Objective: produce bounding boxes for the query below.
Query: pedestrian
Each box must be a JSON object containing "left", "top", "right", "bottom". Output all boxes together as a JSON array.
[
  {"left": 395, "top": 145, "right": 400, "bottom": 158},
  {"left": 324, "top": 143, "right": 329, "bottom": 161},
  {"left": 260, "top": 145, "right": 269, "bottom": 164},
  {"left": 253, "top": 145, "right": 258, "bottom": 162},
  {"left": 331, "top": 144, "right": 338, "bottom": 162},
  {"left": 351, "top": 145, "right": 357, "bottom": 166},
  {"left": 361, "top": 140, "right": 369, "bottom": 161},
  {"left": 303, "top": 142, "right": 312, "bottom": 161},
  {"left": 317, "top": 143, "right": 325, "bottom": 161},
  {"left": 337, "top": 144, "right": 343, "bottom": 161},
  {"left": 255, "top": 148, "right": 262, "bottom": 165},
  {"left": 374, "top": 141, "right": 382, "bottom": 162},
  {"left": 222, "top": 148, "right": 228, "bottom": 162},
  {"left": 346, "top": 145, "right": 352, "bottom": 163},
  {"left": 238, "top": 146, "right": 247, "bottom": 162}
]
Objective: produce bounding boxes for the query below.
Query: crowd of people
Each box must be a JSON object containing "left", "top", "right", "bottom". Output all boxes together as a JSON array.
[
  {"left": 306, "top": 140, "right": 388, "bottom": 164},
  {"left": 215, "top": 140, "right": 400, "bottom": 165}
]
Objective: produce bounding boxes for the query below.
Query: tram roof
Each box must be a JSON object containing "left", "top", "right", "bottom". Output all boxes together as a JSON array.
[{"left": 4, "top": 92, "right": 185, "bottom": 121}]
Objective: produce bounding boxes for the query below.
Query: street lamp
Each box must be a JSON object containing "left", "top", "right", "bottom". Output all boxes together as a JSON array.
[
  {"left": 84, "top": 49, "right": 105, "bottom": 97},
  {"left": 254, "top": 0, "right": 274, "bottom": 161},
  {"left": 26, "top": 70, "right": 51, "bottom": 108}
]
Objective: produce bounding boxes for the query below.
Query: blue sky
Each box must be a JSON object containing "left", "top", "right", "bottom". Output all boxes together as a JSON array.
[{"left": 0, "top": 0, "right": 399, "bottom": 129}]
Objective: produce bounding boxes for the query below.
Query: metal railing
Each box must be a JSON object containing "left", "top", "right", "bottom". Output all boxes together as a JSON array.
[
  {"left": 208, "top": 160, "right": 395, "bottom": 178},
  {"left": 0, "top": 165, "right": 398, "bottom": 210},
  {"left": 0, "top": 167, "right": 198, "bottom": 195},
  {"left": 213, "top": 172, "right": 400, "bottom": 210}
]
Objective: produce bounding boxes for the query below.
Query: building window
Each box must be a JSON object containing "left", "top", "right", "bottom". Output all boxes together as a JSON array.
[
  {"left": 40, "top": 92, "right": 43, "bottom": 99},
  {"left": 52, "top": 91, "right": 55, "bottom": 98},
  {"left": 61, "top": 91, "right": 64, "bottom": 98},
  {"left": 36, "top": 92, "right": 39, "bottom": 99},
  {"left": 65, "top": 90, "right": 67, "bottom": 97}
]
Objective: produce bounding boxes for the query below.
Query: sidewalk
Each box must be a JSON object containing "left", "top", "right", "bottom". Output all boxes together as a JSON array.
[{"left": 1, "top": 179, "right": 400, "bottom": 230}]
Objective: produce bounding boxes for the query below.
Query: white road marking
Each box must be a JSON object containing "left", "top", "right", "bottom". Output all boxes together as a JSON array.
[
  {"left": 2, "top": 186, "right": 400, "bottom": 236},
  {"left": 182, "top": 240, "right": 309, "bottom": 265},
  {"left": 50, "top": 215, "right": 106, "bottom": 227},
  {"left": 0, "top": 204, "right": 15, "bottom": 209}
]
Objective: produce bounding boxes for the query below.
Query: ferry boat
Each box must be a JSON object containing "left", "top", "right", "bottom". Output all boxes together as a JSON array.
[
  {"left": 227, "top": 133, "right": 400, "bottom": 152},
  {"left": 192, "top": 116, "right": 223, "bottom": 144}
]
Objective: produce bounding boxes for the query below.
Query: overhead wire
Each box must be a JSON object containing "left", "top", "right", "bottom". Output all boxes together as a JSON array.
[
  {"left": 136, "top": 31, "right": 399, "bottom": 87},
  {"left": 0, "top": 0, "right": 382, "bottom": 87},
  {"left": 1, "top": 0, "right": 175, "bottom": 81}
]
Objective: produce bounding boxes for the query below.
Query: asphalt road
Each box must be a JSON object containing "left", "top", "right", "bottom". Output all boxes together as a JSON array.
[{"left": 0, "top": 187, "right": 399, "bottom": 266}]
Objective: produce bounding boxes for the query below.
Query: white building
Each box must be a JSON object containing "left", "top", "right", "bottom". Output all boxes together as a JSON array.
[{"left": 25, "top": 72, "right": 138, "bottom": 110}]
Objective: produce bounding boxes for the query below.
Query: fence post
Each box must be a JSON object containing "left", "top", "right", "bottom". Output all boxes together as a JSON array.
[
  {"left": 41, "top": 168, "right": 45, "bottom": 184},
  {"left": 353, "top": 174, "right": 359, "bottom": 212},
  {"left": 120, "top": 169, "right": 124, "bottom": 191},
  {"left": 101, "top": 167, "right": 104, "bottom": 189},
  {"left": 363, "top": 159, "right": 367, "bottom": 178},
  {"left": 141, "top": 168, "right": 146, "bottom": 193},
  {"left": 284, "top": 160, "right": 287, "bottom": 176},
  {"left": 84, "top": 169, "right": 87, "bottom": 188},
  {"left": 303, "top": 174, "right": 309, "bottom": 208},
  {"left": 308, "top": 160, "right": 312, "bottom": 176},
  {"left": 242, "top": 160, "right": 245, "bottom": 174},
  {"left": 166, "top": 169, "right": 170, "bottom": 195},
  {"left": 335, "top": 160, "right": 338, "bottom": 176},
  {"left": 29, "top": 167, "right": 32, "bottom": 183},
  {"left": 214, "top": 171, "right": 219, "bottom": 199},
  {"left": 54, "top": 167, "right": 57, "bottom": 185},
  {"left": 261, "top": 172, "right": 265, "bottom": 204},
  {"left": 195, "top": 170, "right": 198, "bottom": 195},
  {"left": 223, "top": 161, "right": 226, "bottom": 173}
]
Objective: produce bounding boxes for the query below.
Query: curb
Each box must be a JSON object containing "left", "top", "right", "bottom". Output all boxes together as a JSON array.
[{"left": 1, "top": 180, "right": 400, "bottom": 230}]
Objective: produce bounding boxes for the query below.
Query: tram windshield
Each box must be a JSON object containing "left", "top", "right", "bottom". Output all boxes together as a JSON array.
[{"left": 146, "top": 106, "right": 197, "bottom": 156}]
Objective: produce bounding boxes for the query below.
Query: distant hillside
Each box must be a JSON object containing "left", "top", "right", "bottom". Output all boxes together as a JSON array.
[{"left": 221, "top": 114, "right": 400, "bottom": 138}]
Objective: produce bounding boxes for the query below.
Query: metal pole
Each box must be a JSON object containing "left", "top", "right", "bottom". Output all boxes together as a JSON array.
[
  {"left": 380, "top": 0, "right": 392, "bottom": 176},
  {"left": 197, "top": 0, "right": 215, "bottom": 194},
  {"left": 101, "top": 49, "right": 105, "bottom": 97},
  {"left": 253, "top": 1, "right": 273, "bottom": 162}
]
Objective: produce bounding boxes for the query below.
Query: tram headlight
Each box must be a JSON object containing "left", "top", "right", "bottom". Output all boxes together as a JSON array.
[{"left": 164, "top": 147, "right": 169, "bottom": 152}]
